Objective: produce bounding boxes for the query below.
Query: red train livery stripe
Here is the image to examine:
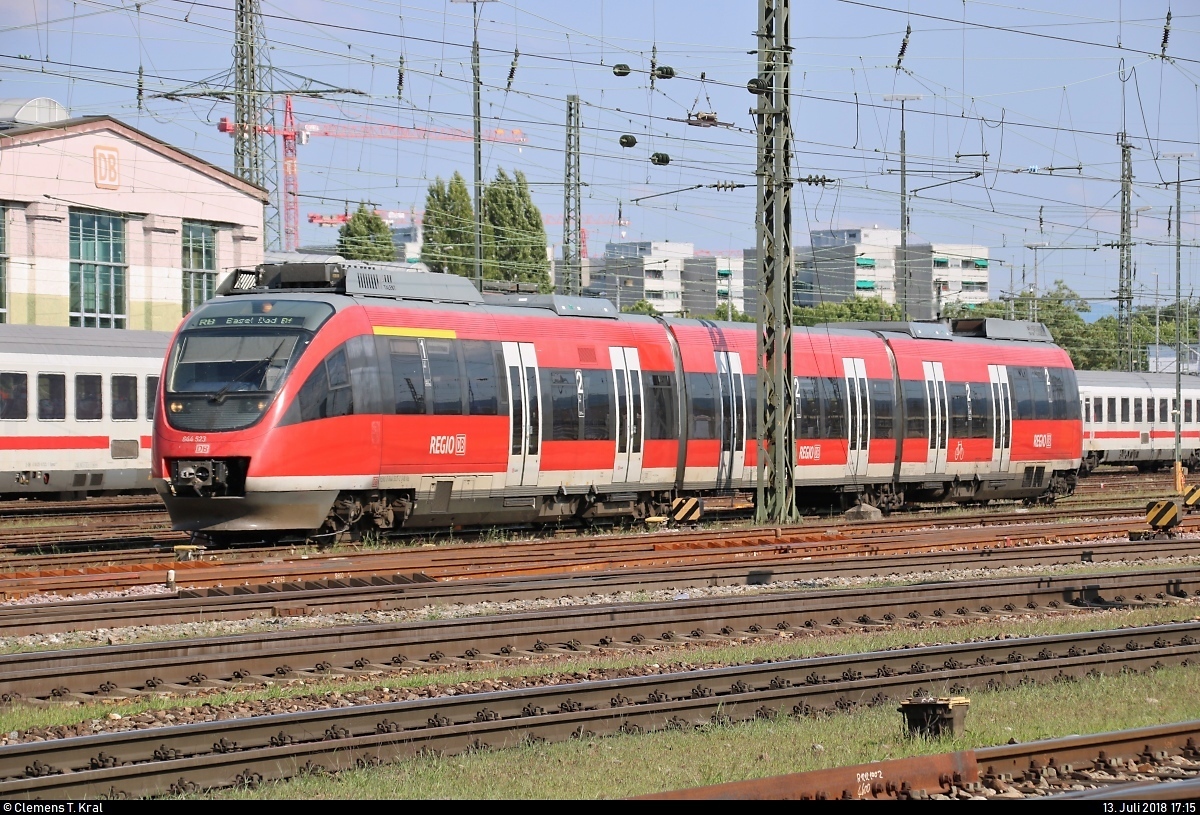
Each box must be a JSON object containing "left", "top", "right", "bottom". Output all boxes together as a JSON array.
[{"left": 0, "top": 436, "right": 110, "bottom": 451}]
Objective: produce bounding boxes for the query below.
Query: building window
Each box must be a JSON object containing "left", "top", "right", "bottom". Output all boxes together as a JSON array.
[
  {"left": 933, "top": 257, "right": 949, "bottom": 269},
  {"left": 182, "top": 221, "right": 217, "bottom": 313},
  {"left": 69, "top": 211, "right": 126, "bottom": 328},
  {"left": 0, "top": 205, "right": 7, "bottom": 323}
]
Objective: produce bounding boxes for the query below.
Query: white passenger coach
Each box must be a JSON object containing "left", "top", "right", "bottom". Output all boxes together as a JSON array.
[
  {"left": 1077, "top": 370, "right": 1200, "bottom": 473},
  {"left": 0, "top": 325, "right": 171, "bottom": 497}
]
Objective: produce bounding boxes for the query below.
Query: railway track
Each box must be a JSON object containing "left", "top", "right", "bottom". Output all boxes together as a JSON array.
[
  {"left": 2, "top": 565, "right": 1197, "bottom": 703},
  {"left": 4, "top": 535, "right": 1200, "bottom": 637},
  {"left": 2, "top": 621, "right": 1198, "bottom": 798},
  {"left": 646, "top": 720, "right": 1200, "bottom": 800},
  {"left": 1, "top": 507, "right": 1187, "bottom": 599}
]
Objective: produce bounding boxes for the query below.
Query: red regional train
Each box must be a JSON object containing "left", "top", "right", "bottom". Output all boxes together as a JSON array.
[{"left": 152, "top": 261, "right": 1082, "bottom": 544}]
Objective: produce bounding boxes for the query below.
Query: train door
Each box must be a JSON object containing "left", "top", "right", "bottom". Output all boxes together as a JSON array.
[
  {"left": 843, "top": 357, "right": 870, "bottom": 479},
  {"left": 502, "top": 342, "right": 541, "bottom": 487},
  {"left": 988, "top": 364, "right": 1013, "bottom": 471},
  {"left": 923, "top": 361, "right": 949, "bottom": 472},
  {"left": 610, "top": 347, "right": 644, "bottom": 483},
  {"left": 714, "top": 351, "right": 747, "bottom": 488}
]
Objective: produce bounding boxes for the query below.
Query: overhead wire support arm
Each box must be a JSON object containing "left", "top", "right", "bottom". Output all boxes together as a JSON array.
[{"left": 629, "top": 181, "right": 748, "bottom": 204}]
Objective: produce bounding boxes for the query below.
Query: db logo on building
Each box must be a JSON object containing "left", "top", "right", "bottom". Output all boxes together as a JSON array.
[
  {"left": 1033, "top": 433, "right": 1053, "bottom": 449},
  {"left": 430, "top": 434, "right": 467, "bottom": 456},
  {"left": 94, "top": 145, "right": 120, "bottom": 189}
]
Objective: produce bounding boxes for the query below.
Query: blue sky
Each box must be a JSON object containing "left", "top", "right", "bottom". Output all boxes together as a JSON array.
[{"left": 2, "top": 0, "right": 1198, "bottom": 314}]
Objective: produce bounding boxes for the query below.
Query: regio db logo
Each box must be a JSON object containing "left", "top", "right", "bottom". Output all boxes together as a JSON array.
[
  {"left": 798, "top": 444, "right": 822, "bottom": 461},
  {"left": 430, "top": 434, "right": 467, "bottom": 456},
  {"left": 1032, "top": 433, "right": 1053, "bottom": 449}
]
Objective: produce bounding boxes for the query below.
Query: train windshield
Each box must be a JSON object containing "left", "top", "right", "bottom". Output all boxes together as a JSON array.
[{"left": 163, "top": 299, "right": 333, "bottom": 432}]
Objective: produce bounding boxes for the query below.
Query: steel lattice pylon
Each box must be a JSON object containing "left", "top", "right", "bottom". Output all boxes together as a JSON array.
[
  {"left": 1117, "top": 133, "right": 1135, "bottom": 371},
  {"left": 562, "top": 94, "right": 582, "bottom": 296},
  {"left": 234, "top": 0, "right": 280, "bottom": 251},
  {"left": 754, "top": 0, "right": 796, "bottom": 524}
]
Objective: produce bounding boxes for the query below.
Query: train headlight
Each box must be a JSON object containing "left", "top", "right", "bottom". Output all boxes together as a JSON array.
[
  {"left": 257, "top": 401, "right": 267, "bottom": 411},
  {"left": 169, "top": 401, "right": 184, "bottom": 414}
]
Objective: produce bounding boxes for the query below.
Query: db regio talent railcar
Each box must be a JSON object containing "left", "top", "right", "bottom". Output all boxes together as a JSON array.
[
  {"left": 0, "top": 325, "right": 170, "bottom": 497},
  {"left": 151, "top": 262, "right": 1083, "bottom": 544},
  {"left": 1077, "top": 371, "right": 1200, "bottom": 473}
]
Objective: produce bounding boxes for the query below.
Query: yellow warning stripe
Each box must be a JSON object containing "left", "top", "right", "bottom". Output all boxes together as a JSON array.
[{"left": 373, "top": 326, "right": 457, "bottom": 339}]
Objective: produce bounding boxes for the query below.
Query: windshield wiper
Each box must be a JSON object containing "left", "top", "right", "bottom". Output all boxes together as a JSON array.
[{"left": 208, "top": 340, "right": 286, "bottom": 404}]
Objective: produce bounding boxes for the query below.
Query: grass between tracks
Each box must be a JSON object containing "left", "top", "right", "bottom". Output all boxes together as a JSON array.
[
  {"left": 202, "top": 664, "right": 1200, "bottom": 799},
  {"left": 2, "top": 602, "right": 1197, "bottom": 738}
]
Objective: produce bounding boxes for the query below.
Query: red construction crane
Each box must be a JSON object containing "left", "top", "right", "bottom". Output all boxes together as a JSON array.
[{"left": 218, "top": 95, "right": 528, "bottom": 251}]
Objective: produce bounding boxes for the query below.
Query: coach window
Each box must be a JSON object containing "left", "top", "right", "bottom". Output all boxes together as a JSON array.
[
  {"left": 1084, "top": 399, "right": 1091, "bottom": 423},
  {"left": 645, "top": 372, "right": 678, "bottom": 439},
  {"left": 948, "top": 382, "right": 969, "bottom": 438},
  {"left": 462, "top": 340, "right": 500, "bottom": 416},
  {"left": 546, "top": 370, "right": 581, "bottom": 441},
  {"left": 111, "top": 375, "right": 138, "bottom": 420},
  {"left": 426, "top": 339, "right": 464, "bottom": 415},
  {"left": 582, "top": 369, "right": 613, "bottom": 441},
  {"left": 38, "top": 374, "right": 65, "bottom": 420},
  {"left": 688, "top": 372, "right": 718, "bottom": 440},
  {"left": 1048, "top": 369, "right": 1069, "bottom": 421},
  {"left": 871, "top": 380, "right": 894, "bottom": 440},
  {"left": 1188, "top": 401, "right": 1194, "bottom": 424},
  {"left": 743, "top": 374, "right": 756, "bottom": 438},
  {"left": 75, "top": 374, "right": 102, "bottom": 420},
  {"left": 821, "top": 377, "right": 847, "bottom": 439},
  {"left": 1159, "top": 398, "right": 1168, "bottom": 423},
  {"left": 1133, "top": 397, "right": 1143, "bottom": 424},
  {"left": 1108, "top": 397, "right": 1117, "bottom": 424},
  {"left": 1120, "top": 398, "right": 1130, "bottom": 423},
  {"left": 389, "top": 339, "right": 427, "bottom": 415},
  {"left": 146, "top": 376, "right": 159, "bottom": 419},
  {"left": 1093, "top": 397, "right": 1102, "bottom": 423},
  {"left": 969, "top": 382, "right": 992, "bottom": 438},
  {"left": 1029, "top": 368, "right": 1051, "bottom": 421},
  {"left": 901, "top": 379, "right": 927, "bottom": 438},
  {"left": 0, "top": 373, "right": 27, "bottom": 419},
  {"left": 796, "top": 377, "right": 821, "bottom": 439},
  {"left": 1010, "top": 368, "right": 1033, "bottom": 421}
]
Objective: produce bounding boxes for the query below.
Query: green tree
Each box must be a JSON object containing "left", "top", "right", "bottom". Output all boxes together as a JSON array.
[
  {"left": 621, "top": 299, "right": 661, "bottom": 316},
  {"left": 705, "top": 303, "right": 756, "bottom": 322},
  {"left": 336, "top": 204, "right": 396, "bottom": 262},
  {"left": 793, "top": 296, "right": 904, "bottom": 326},
  {"left": 483, "top": 168, "right": 550, "bottom": 289},
  {"left": 421, "top": 172, "right": 476, "bottom": 277}
]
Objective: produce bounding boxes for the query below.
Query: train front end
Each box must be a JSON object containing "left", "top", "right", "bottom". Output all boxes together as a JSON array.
[{"left": 152, "top": 294, "right": 339, "bottom": 541}]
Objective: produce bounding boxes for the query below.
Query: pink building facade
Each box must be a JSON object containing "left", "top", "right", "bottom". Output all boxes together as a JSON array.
[{"left": 0, "top": 115, "right": 266, "bottom": 331}]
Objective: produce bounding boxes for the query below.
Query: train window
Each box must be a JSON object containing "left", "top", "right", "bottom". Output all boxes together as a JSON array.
[
  {"left": 821, "top": 377, "right": 847, "bottom": 439},
  {"left": 425, "top": 339, "right": 463, "bottom": 415},
  {"left": 1160, "top": 398, "right": 1168, "bottom": 423},
  {"left": 1093, "top": 397, "right": 1102, "bottom": 423},
  {"left": 743, "top": 374, "right": 756, "bottom": 439},
  {"left": 546, "top": 370, "right": 580, "bottom": 441},
  {"left": 871, "top": 380, "right": 894, "bottom": 440},
  {"left": 462, "top": 340, "right": 500, "bottom": 416},
  {"left": 1048, "top": 369, "right": 1069, "bottom": 421},
  {"left": 38, "top": 374, "right": 65, "bottom": 420},
  {"left": 296, "top": 347, "right": 353, "bottom": 422},
  {"left": 508, "top": 368, "right": 523, "bottom": 454},
  {"left": 0, "top": 373, "right": 28, "bottom": 420},
  {"left": 111, "top": 375, "right": 137, "bottom": 420},
  {"left": 969, "top": 382, "right": 992, "bottom": 438},
  {"left": 75, "top": 374, "right": 102, "bottom": 420},
  {"left": 1084, "top": 400, "right": 1091, "bottom": 424},
  {"left": 344, "top": 335, "right": 384, "bottom": 416},
  {"left": 687, "top": 372, "right": 719, "bottom": 440},
  {"left": 582, "top": 369, "right": 613, "bottom": 441},
  {"left": 388, "top": 338, "right": 426, "bottom": 415},
  {"left": 1188, "top": 401, "right": 1194, "bottom": 424},
  {"left": 1010, "top": 368, "right": 1033, "bottom": 421},
  {"left": 1120, "top": 398, "right": 1130, "bottom": 423},
  {"left": 1030, "top": 368, "right": 1051, "bottom": 421},
  {"left": 1134, "top": 398, "right": 1143, "bottom": 424},
  {"left": 796, "top": 377, "right": 821, "bottom": 439},
  {"left": 525, "top": 366, "right": 540, "bottom": 454},
  {"left": 902, "top": 379, "right": 927, "bottom": 438},
  {"left": 645, "top": 372, "right": 678, "bottom": 439},
  {"left": 948, "top": 382, "right": 969, "bottom": 438},
  {"left": 146, "top": 376, "right": 159, "bottom": 419},
  {"left": 1108, "top": 397, "right": 1117, "bottom": 424}
]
